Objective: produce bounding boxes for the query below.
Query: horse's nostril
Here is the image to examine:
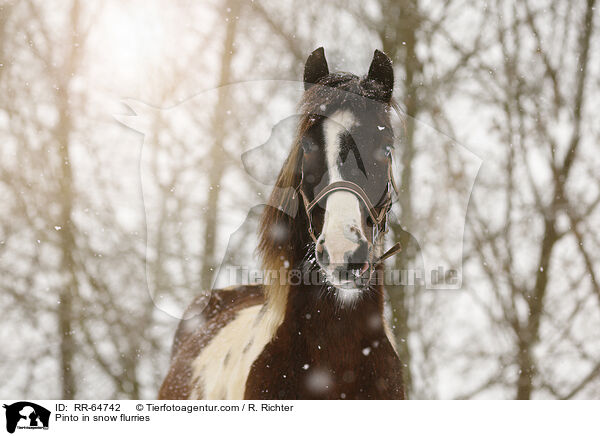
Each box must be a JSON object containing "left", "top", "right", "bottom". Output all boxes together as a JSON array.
[
  {"left": 316, "top": 242, "right": 330, "bottom": 267},
  {"left": 345, "top": 241, "right": 369, "bottom": 270}
]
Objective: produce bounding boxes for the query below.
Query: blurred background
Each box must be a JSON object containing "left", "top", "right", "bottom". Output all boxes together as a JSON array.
[{"left": 0, "top": 0, "right": 599, "bottom": 399}]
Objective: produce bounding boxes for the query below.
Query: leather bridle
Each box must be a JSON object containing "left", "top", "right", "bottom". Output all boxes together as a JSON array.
[{"left": 296, "top": 157, "right": 402, "bottom": 265}]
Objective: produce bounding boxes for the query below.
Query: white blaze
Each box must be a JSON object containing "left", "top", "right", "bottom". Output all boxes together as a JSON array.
[{"left": 320, "top": 110, "right": 365, "bottom": 267}]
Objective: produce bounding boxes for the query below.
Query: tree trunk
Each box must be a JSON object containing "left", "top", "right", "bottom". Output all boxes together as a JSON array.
[
  {"left": 200, "top": 0, "right": 240, "bottom": 291},
  {"left": 55, "top": 0, "right": 82, "bottom": 399},
  {"left": 377, "top": 0, "right": 423, "bottom": 398}
]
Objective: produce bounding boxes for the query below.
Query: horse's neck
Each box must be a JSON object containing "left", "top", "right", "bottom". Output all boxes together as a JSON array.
[
  {"left": 280, "top": 281, "right": 388, "bottom": 352},
  {"left": 251, "top": 222, "right": 404, "bottom": 398}
]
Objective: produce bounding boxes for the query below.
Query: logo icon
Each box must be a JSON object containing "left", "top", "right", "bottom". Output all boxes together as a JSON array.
[{"left": 2, "top": 402, "right": 50, "bottom": 434}]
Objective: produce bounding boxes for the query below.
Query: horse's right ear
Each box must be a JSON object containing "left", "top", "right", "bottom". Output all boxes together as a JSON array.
[{"left": 304, "top": 47, "right": 329, "bottom": 91}]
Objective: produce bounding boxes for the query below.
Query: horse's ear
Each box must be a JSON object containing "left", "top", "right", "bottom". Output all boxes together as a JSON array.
[
  {"left": 367, "top": 49, "right": 394, "bottom": 102},
  {"left": 304, "top": 47, "right": 329, "bottom": 91}
]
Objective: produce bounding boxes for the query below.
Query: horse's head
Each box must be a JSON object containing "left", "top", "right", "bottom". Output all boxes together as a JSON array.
[{"left": 297, "top": 47, "right": 396, "bottom": 298}]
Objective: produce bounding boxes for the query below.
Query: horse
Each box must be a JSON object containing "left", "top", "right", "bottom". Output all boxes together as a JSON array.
[{"left": 158, "top": 47, "right": 405, "bottom": 400}]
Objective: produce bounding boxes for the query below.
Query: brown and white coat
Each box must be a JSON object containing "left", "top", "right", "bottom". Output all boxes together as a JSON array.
[{"left": 159, "top": 48, "right": 405, "bottom": 400}]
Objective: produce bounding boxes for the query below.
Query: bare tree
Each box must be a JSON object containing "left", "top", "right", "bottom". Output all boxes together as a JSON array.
[
  {"left": 1, "top": 0, "right": 599, "bottom": 400},
  {"left": 455, "top": 0, "right": 600, "bottom": 399}
]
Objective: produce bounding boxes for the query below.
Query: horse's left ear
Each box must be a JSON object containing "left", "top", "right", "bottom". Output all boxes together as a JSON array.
[{"left": 367, "top": 49, "right": 394, "bottom": 102}]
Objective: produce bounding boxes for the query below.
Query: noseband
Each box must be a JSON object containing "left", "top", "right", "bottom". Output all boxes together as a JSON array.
[{"left": 296, "top": 159, "right": 402, "bottom": 265}]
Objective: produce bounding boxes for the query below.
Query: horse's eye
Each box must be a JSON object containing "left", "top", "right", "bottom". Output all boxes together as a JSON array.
[{"left": 375, "top": 144, "right": 393, "bottom": 160}]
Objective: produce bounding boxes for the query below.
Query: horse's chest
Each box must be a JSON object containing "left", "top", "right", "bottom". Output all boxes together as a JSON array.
[{"left": 245, "top": 328, "right": 404, "bottom": 399}]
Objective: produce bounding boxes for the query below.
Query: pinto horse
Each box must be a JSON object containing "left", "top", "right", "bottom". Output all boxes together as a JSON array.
[{"left": 159, "top": 47, "right": 405, "bottom": 400}]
